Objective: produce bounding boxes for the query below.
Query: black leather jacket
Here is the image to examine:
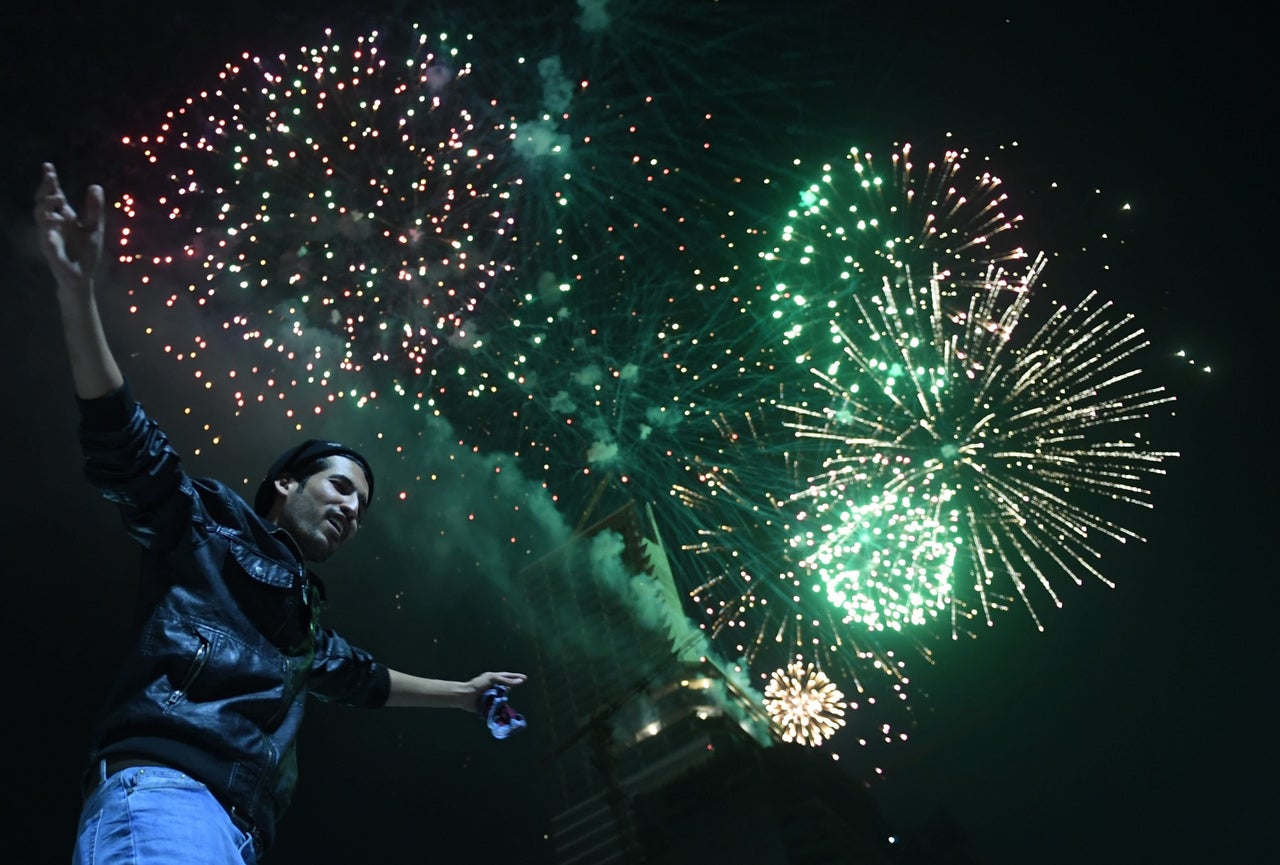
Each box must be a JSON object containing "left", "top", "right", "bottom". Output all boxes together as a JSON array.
[{"left": 77, "top": 383, "right": 390, "bottom": 851}]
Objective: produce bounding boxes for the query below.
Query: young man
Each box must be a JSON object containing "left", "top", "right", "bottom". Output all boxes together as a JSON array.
[{"left": 35, "top": 162, "right": 527, "bottom": 863}]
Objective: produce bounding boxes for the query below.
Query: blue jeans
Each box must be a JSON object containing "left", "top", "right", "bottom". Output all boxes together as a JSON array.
[{"left": 73, "top": 760, "right": 259, "bottom": 864}]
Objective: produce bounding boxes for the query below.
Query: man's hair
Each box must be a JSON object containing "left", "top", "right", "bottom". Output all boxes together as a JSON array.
[
  {"left": 284, "top": 455, "right": 336, "bottom": 489},
  {"left": 253, "top": 440, "right": 374, "bottom": 517}
]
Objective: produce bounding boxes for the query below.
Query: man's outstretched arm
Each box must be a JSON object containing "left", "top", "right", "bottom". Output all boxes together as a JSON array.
[
  {"left": 384, "top": 669, "right": 528, "bottom": 711},
  {"left": 34, "top": 162, "right": 123, "bottom": 399}
]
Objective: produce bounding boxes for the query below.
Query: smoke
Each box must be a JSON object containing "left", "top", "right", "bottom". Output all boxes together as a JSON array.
[
  {"left": 511, "top": 57, "right": 573, "bottom": 161},
  {"left": 571, "top": 363, "right": 605, "bottom": 387},
  {"left": 586, "top": 526, "right": 775, "bottom": 745},
  {"left": 512, "top": 117, "right": 571, "bottom": 161},
  {"left": 548, "top": 390, "right": 576, "bottom": 414},
  {"left": 576, "top": 0, "right": 612, "bottom": 34},
  {"left": 536, "top": 56, "right": 575, "bottom": 116},
  {"left": 585, "top": 439, "right": 619, "bottom": 465},
  {"left": 346, "top": 410, "right": 574, "bottom": 611}
]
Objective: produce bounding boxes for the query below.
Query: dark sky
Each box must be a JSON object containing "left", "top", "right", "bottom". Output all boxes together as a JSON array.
[{"left": 2, "top": 3, "right": 1271, "bottom": 864}]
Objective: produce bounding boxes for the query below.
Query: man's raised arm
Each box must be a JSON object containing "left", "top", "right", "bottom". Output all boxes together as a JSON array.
[{"left": 34, "top": 162, "right": 123, "bottom": 400}]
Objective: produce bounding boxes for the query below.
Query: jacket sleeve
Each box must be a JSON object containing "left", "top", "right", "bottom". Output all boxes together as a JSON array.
[
  {"left": 309, "top": 627, "right": 392, "bottom": 708},
  {"left": 77, "top": 380, "right": 191, "bottom": 549}
]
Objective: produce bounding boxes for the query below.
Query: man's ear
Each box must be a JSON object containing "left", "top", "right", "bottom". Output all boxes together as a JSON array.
[{"left": 263, "top": 475, "right": 297, "bottom": 525}]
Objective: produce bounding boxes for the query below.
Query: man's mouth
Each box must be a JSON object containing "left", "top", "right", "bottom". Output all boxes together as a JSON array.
[{"left": 326, "top": 515, "right": 345, "bottom": 541}]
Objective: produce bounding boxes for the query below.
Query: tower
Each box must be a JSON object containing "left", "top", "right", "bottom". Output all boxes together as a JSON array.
[{"left": 515, "top": 496, "right": 774, "bottom": 864}]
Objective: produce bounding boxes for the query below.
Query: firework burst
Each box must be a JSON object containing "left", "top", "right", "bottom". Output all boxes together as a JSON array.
[
  {"left": 677, "top": 399, "right": 916, "bottom": 756},
  {"left": 666, "top": 142, "right": 1178, "bottom": 755},
  {"left": 759, "top": 141, "right": 1029, "bottom": 373},
  {"left": 99, "top": 0, "right": 1183, "bottom": 761},
  {"left": 111, "top": 23, "right": 522, "bottom": 424},
  {"left": 781, "top": 254, "right": 1179, "bottom": 633},
  {"left": 763, "top": 659, "right": 848, "bottom": 747},
  {"left": 661, "top": 144, "right": 1030, "bottom": 670}
]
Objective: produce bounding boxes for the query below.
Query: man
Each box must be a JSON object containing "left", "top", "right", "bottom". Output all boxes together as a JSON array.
[{"left": 34, "top": 162, "right": 528, "bottom": 863}]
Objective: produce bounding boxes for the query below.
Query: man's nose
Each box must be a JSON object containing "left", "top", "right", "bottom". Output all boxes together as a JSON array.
[{"left": 339, "top": 499, "right": 360, "bottom": 527}]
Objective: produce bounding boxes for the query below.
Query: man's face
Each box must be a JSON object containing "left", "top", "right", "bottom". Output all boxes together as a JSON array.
[{"left": 272, "top": 455, "right": 370, "bottom": 561}]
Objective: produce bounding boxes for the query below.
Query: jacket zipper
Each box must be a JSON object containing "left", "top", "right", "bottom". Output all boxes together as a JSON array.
[{"left": 167, "top": 634, "right": 211, "bottom": 707}]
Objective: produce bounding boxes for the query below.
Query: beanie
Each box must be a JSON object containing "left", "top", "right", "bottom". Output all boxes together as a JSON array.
[{"left": 253, "top": 439, "right": 374, "bottom": 516}]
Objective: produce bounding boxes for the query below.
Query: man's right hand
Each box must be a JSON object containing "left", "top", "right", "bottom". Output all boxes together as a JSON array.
[
  {"left": 34, "top": 162, "right": 123, "bottom": 399},
  {"left": 34, "top": 162, "right": 105, "bottom": 294}
]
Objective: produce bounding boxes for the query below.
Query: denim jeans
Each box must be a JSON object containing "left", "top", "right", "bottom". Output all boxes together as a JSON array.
[{"left": 73, "top": 760, "right": 259, "bottom": 864}]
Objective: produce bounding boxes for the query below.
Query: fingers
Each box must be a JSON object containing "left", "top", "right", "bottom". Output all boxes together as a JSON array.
[
  {"left": 489, "top": 672, "right": 528, "bottom": 689},
  {"left": 83, "top": 184, "right": 106, "bottom": 233},
  {"left": 35, "top": 163, "right": 75, "bottom": 227},
  {"left": 37, "top": 162, "right": 61, "bottom": 198},
  {"left": 34, "top": 163, "right": 106, "bottom": 283},
  {"left": 35, "top": 163, "right": 102, "bottom": 230}
]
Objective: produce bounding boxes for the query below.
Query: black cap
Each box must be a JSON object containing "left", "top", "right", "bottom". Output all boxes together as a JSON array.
[{"left": 253, "top": 439, "right": 375, "bottom": 517}]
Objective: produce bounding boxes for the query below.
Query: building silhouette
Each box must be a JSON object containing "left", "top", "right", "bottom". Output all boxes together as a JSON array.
[{"left": 513, "top": 494, "right": 980, "bottom": 864}]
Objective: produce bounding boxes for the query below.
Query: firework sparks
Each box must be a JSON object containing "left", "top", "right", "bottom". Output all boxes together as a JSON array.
[
  {"left": 790, "top": 488, "right": 960, "bottom": 632},
  {"left": 676, "top": 399, "right": 916, "bottom": 760},
  {"left": 98, "top": 0, "right": 1183, "bottom": 762},
  {"left": 671, "top": 141, "right": 1178, "bottom": 653},
  {"left": 667, "top": 144, "right": 1029, "bottom": 673},
  {"left": 763, "top": 659, "right": 848, "bottom": 747},
  {"left": 781, "top": 254, "right": 1180, "bottom": 633},
  {"left": 759, "top": 142, "right": 1028, "bottom": 375},
  {"left": 112, "top": 23, "right": 522, "bottom": 424}
]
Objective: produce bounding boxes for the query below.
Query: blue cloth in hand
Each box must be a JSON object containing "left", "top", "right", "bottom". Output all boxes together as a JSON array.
[{"left": 480, "top": 685, "right": 527, "bottom": 740}]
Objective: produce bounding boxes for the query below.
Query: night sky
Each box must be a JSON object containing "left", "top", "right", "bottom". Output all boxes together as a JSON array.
[{"left": 2, "top": 3, "right": 1270, "bottom": 864}]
